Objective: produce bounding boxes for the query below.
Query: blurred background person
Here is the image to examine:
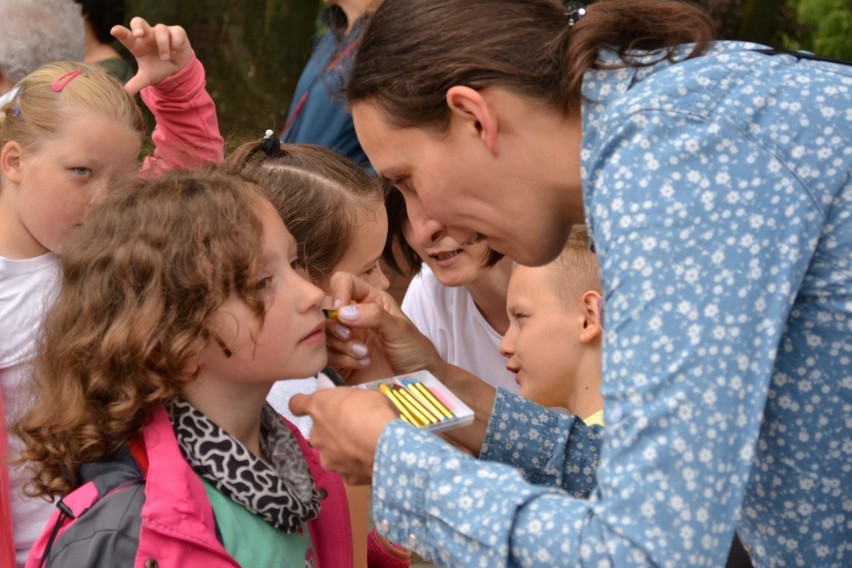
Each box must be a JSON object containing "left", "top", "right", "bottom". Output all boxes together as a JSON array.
[
  {"left": 0, "top": 0, "right": 86, "bottom": 105},
  {"left": 74, "top": 0, "right": 135, "bottom": 82}
]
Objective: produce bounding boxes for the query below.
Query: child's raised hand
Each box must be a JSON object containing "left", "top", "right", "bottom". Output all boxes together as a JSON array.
[{"left": 111, "top": 17, "right": 193, "bottom": 96}]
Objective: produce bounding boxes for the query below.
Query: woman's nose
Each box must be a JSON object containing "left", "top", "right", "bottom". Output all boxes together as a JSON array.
[{"left": 406, "top": 200, "right": 445, "bottom": 247}]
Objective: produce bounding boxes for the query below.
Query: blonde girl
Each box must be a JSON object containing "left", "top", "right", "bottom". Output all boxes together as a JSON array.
[{"left": 0, "top": 17, "right": 222, "bottom": 566}]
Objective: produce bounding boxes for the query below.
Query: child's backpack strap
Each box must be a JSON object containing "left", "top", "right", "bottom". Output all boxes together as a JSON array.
[
  {"left": 25, "top": 440, "right": 147, "bottom": 568},
  {"left": 27, "top": 482, "right": 102, "bottom": 568}
]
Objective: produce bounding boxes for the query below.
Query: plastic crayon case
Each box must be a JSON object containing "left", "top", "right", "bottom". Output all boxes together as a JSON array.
[{"left": 356, "top": 370, "right": 475, "bottom": 433}]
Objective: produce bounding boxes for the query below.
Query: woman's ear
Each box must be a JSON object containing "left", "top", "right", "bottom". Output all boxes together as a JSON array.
[
  {"left": 579, "top": 290, "right": 603, "bottom": 343},
  {"left": 0, "top": 141, "right": 24, "bottom": 184},
  {"left": 445, "top": 85, "right": 498, "bottom": 155}
]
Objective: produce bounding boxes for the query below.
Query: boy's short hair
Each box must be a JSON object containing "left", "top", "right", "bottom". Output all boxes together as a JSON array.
[{"left": 543, "top": 224, "right": 601, "bottom": 304}]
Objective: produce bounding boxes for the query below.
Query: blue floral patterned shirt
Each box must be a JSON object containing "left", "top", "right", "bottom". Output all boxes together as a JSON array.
[{"left": 371, "top": 42, "right": 851, "bottom": 566}]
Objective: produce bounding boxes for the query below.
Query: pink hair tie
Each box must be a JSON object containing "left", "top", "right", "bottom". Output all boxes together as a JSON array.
[{"left": 51, "top": 70, "right": 83, "bottom": 92}]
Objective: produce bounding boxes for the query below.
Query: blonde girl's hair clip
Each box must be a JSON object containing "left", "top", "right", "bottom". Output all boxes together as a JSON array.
[{"left": 51, "top": 69, "right": 84, "bottom": 92}]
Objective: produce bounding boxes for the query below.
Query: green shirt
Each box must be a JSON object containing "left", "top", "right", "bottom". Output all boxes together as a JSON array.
[{"left": 201, "top": 478, "right": 316, "bottom": 567}]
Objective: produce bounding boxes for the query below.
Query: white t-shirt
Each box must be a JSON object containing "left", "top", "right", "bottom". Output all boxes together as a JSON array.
[
  {"left": 267, "top": 378, "right": 317, "bottom": 438},
  {"left": 0, "top": 253, "right": 60, "bottom": 566},
  {"left": 402, "top": 265, "right": 518, "bottom": 393}
]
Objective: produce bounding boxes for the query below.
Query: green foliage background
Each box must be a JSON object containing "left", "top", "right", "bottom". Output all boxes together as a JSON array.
[
  {"left": 126, "top": 0, "right": 322, "bottom": 147},
  {"left": 123, "top": 0, "right": 850, "bottom": 145},
  {"left": 783, "top": 0, "right": 852, "bottom": 59}
]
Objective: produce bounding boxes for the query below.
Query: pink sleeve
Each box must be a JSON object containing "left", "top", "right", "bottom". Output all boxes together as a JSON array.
[
  {"left": 367, "top": 528, "right": 412, "bottom": 568},
  {"left": 139, "top": 51, "right": 224, "bottom": 175}
]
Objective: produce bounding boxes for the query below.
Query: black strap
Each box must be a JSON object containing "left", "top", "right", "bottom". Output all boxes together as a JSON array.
[
  {"left": 753, "top": 48, "right": 851, "bottom": 67},
  {"left": 39, "top": 501, "right": 75, "bottom": 568}
]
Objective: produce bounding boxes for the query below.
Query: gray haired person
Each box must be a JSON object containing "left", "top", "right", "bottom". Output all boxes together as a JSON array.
[{"left": 0, "top": 0, "right": 86, "bottom": 103}]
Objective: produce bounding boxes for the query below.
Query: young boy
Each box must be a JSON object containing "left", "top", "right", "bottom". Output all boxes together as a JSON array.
[{"left": 499, "top": 225, "right": 604, "bottom": 426}]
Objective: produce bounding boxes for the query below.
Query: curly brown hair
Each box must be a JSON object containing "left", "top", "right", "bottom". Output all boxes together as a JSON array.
[{"left": 15, "top": 168, "right": 270, "bottom": 498}]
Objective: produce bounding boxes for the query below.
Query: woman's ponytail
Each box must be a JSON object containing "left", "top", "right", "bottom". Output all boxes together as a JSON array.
[{"left": 560, "top": 0, "right": 715, "bottom": 112}]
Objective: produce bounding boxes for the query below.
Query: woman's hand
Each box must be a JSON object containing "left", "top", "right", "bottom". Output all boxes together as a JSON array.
[
  {"left": 322, "top": 271, "right": 496, "bottom": 456},
  {"left": 325, "top": 271, "right": 444, "bottom": 382},
  {"left": 111, "top": 17, "right": 193, "bottom": 95},
  {"left": 290, "top": 387, "right": 397, "bottom": 485}
]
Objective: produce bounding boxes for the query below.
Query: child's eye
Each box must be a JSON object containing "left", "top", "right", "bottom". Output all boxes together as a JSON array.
[
  {"left": 290, "top": 258, "right": 308, "bottom": 276},
  {"left": 364, "top": 261, "right": 379, "bottom": 276},
  {"left": 256, "top": 276, "right": 273, "bottom": 290},
  {"left": 71, "top": 167, "right": 92, "bottom": 177}
]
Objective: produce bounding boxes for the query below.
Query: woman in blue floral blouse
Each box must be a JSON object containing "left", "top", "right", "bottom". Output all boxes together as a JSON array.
[{"left": 292, "top": 1, "right": 852, "bottom": 566}]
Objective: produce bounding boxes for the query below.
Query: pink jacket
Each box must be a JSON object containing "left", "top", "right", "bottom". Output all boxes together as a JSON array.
[
  {"left": 139, "top": 51, "right": 224, "bottom": 174},
  {"left": 26, "top": 406, "right": 353, "bottom": 568},
  {"left": 1, "top": 390, "right": 14, "bottom": 568},
  {"left": 1, "top": 54, "right": 223, "bottom": 568}
]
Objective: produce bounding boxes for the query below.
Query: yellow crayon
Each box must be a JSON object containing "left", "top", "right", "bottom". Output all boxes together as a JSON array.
[
  {"left": 322, "top": 308, "right": 339, "bottom": 319},
  {"left": 392, "top": 385, "right": 437, "bottom": 425},
  {"left": 379, "top": 384, "right": 421, "bottom": 426},
  {"left": 412, "top": 382, "right": 454, "bottom": 419},
  {"left": 402, "top": 383, "right": 446, "bottom": 422}
]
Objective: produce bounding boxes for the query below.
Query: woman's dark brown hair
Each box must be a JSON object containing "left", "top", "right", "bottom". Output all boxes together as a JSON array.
[{"left": 348, "top": 0, "right": 715, "bottom": 127}]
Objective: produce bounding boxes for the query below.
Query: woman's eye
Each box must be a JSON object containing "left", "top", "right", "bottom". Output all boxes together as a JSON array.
[{"left": 393, "top": 177, "right": 414, "bottom": 194}]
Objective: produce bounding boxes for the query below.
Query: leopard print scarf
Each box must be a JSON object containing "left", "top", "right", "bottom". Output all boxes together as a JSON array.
[{"left": 168, "top": 399, "right": 321, "bottom": 532}]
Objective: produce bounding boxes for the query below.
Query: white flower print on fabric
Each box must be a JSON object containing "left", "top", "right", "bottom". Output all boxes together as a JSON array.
[{"left": 371, "top": 42, "right": 851, "bottom": 567}]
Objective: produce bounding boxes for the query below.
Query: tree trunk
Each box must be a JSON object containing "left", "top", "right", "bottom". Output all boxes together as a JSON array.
[{"left": 126, "top": 0, "right": 322, "bottom": 143}]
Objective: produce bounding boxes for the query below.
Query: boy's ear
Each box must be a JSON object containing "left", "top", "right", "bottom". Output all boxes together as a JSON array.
[
  {"left": 579, "top": 290, "right": 603, "bottom": 343},
  {"left": 446, "top": 85, "right": 498, "bottom": 156},
  {"left": 0, "top": 141, "right": 24, "bottom": 184}
]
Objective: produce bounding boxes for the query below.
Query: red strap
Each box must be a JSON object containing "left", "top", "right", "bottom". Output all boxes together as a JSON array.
[
  {"left": 279, "top": 36, "right": 362, "bottom": 139},
  {"left": 280, "top": 92, "right": 309, "bottom": 138},
  {"left": 324, "top": 37, "right": 360, "bottom": 73},
  {"left": 128, "top": 436, "right": 149, "bottom": 477}
]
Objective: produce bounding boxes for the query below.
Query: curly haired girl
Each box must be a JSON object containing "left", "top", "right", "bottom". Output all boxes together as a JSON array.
[{"left": 16, "top": 169, "right": 351, "bottom": 567}]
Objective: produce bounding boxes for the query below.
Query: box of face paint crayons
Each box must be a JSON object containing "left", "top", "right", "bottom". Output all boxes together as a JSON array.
[{"left": 357, "top": 370, "right": 475, "bottom": 433}]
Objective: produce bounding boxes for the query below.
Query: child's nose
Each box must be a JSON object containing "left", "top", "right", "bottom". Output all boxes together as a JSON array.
[
  {"left": 374, "top": 266, "right": 391, "bottom": 292},
  {"left": 302, "top": 277, "right": 326, "bottom": 309},
  {"left": 499, "top": 336, "right": 514, "bottom": 358}
]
